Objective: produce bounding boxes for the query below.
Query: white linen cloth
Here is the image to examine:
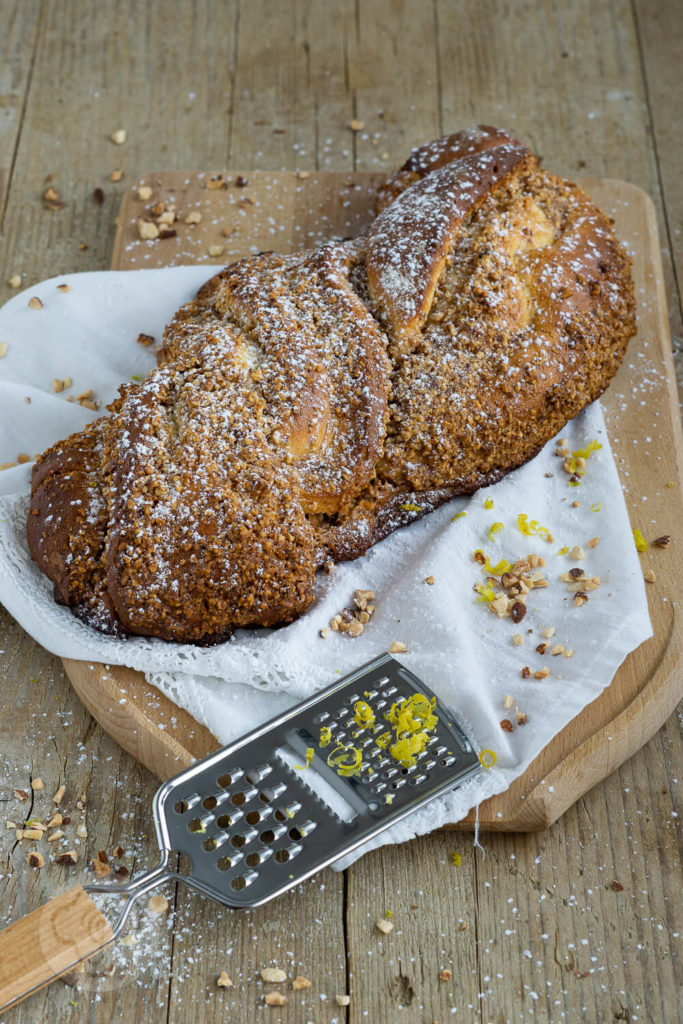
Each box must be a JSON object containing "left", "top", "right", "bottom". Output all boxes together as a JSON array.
[{"left": 0, "top": 269, "right": 651, "bottom": 865}]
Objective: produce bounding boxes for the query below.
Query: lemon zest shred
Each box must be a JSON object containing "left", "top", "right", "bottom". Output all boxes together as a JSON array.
[
  {"left": 401, "top": 502, "right": 422, "bottom": 512},
  {"left": 294, "top": 747, "right": 315, "bottom": 770},
  {"left": 479, "top": 749, "right": 497, "bottom": 768},
  {"left": 353, "top": 700, "right": 375, "bottom": 729},
  {"left": 517, "top": 513, "right": 552, "bottom": 540},
  {"left": 319, "top": 726, "right": 333, "bottom": 748},
  {"left": 633, "top": 528, "right": 648, "bottom": 553},
  {"left": 474, "top": 549, "right": 512, "bottom": 576},
  {"left": 484, "top": 497, "right": 494, "bottom": 510},
  {"left": 326, "top": 744, "right": 363, "bottom": 777},
  {"left": 556, "top": 545, "right": 570, "bottom": 555},
  {"left": 591, "top": 502, "right": 602, "bottom": 512},
  {"left": 488, "top": 521, "right": 504, "bottom": 542},
  {"left": 451, "top": 511, "right": 468, "bottom": 522},
  {"left": 384, "top": 694, "right": 439, "bottom": 768},
  {"left": 450, "top": 852, "right": 462, "bottom": 867},
  {"left": 476, "top": 584, "right": 497, "bottom": 603}
]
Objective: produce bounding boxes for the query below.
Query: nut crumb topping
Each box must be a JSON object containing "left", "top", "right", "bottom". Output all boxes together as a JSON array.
[
  {"left": 376, "top": 918, "right": 394, "bottom": 934},
  {"left": 292, "top": 976, "right": 311, "bottom": 990},
  {"left": 260, "top": 967, "right": 287, "bottom": 983},
  {"left": 264, "top": 992, "right": 287, "bottom": 1006},
  {"left": 217, "top": 971, "right": 233, "bottom": 988}
]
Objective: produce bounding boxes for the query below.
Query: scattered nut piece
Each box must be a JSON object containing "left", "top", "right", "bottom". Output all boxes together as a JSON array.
[
  {"left": 503, "top": 695, "right": 514, "bottom": 710},
  {"left": 563, "top": 648, "right": 574, "bottom": 658},
  {"left": 55, "top": 850, "right": 78, "bottom": 865},
  {"left": 611, "top": 880, "right": 624, "bottom": 892},
  {"left": 23, "top": 828, "right": 44, "bottom": 840},
  {"left": 512, "top": 633, "right": 523, "bottom": 646},
  {"left": 424, "top": 575, "right": 435, "bottom": 585},
  {"left": 550, "top": 644, "right": 565, "bottom": 656},
  {"left": 53, "top": 784, "right": 66, "bottom": 804},
  {"left": 27, "top": 851, "right": 45, "bottom": 868},
  {"left": 536, "top": 642, "right": 548, "bottom": 655},
  {"left": 76, "top": 824, "right": 88, "bottom": 839},
  {"left": 136, "top": 332, "right": 155, "bottom": 347},
  {"left": 573, "top": 592, "right": 589, "bottom": 607},
  {"left": 217, "top": 971, "right": 233, "bottom": 988},
  {"left": 46, "top": 813, "right": 63, "bottom": 828},
  {"left": 110, "top": 168, "right": 123, "bottom": 182},
  {"left": 260, "top": 967, "right": 287, "bottom": 983},
  {"left": 653, "top": 535, "right": 670, "bottom": 548},
  {"left": 336, "top": 995, "right": 351, "bottom": 1006},
  {"left": 347, "top": 619, "right": 364, "bottom": 638},
  {"left": 643, "top": 569, "right": 656, "bottom": 583},
  {"left": 388, "top": 640, "right": 407, "bottom": 653},
  {"left": 184, "top": 211, "right": 202, "bottom": 224},
  {"left": 515, "top": 709, "right": 528, "bottom": 726},
  {"left": 147, "top": 894, "right": 169, "bottom": 915},
  {"left": 111, "top": 129, "right": 127, "bottom": 145},
  {"left": 138, "top": 219, "right": 159, "bottom": 240},
  {"left": 235, "top": 175, "right": 249, "bottom": 188},
  {"left": 207, "top": 174, "right": 227, "bottom": 190},
  {"left": 28, "top": 296, "right": 43, "bottom": 310},
  {"left": 264, "top": 992, "right": 287, "bottom": 1006},
  {"left": 112, "top": 844, "right": 124, "bottom": 859},
  {"left": 569, "top": 545, "right": 585, "bottom": 561},
  {"left": 510, "top": 601, "right": 527, "bottom": 624},
  {"left": 587, "top": 536, "right": 600, "bottom": 549},
  {"left": 376, "top": 918, "right": 394, "bottom": 934},
  {"left": 349, "top": 119, "right": 365, "bottom": 131},
  {"left": 31, "top": 778, "right": 44, "bottom": 791},
  {"left": 541, "top": 627, "right": 556, "bottom": 639},
  {"left": 533, "top": 668, "right": 549, "bottom": 680},
  {"left": 292, "top": 976, "right": 311, "bottom": 990},
  {"left": 319, "top": 627, "right": 330, "bottom": 639},
  {"left": 91, "top": 858, "right": 112, "bottom": 878},
  {"left": 521, "top": 666, "right": 531, "bottom": 678},
  {"left": 137, "top": 185, "right": 153, "bottom": 201},
  {"left": 296, "top": 170, "right": 310, "bottom": 180},
  {"left": 9, "top": 274, "right": 21, "bottom": 288},
  {"left": 500, "top": 718, "right": 513, "bottom": 732},
  {"left": 208, "top": 244, "right": 224, "bottom": 257},
  {"left": 0, "top": 342, "right": 7, "bottom": 359},
  {"left": 47, "top": 829, "right": 65, "bottom": 842},
  {"left": 14, "top": 789, "right": 28, "bottom": 801}
]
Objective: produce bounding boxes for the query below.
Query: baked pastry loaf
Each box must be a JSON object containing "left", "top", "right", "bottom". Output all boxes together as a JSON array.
[{"left": 28, "top": 127, "right": 636, "bottom": 642}]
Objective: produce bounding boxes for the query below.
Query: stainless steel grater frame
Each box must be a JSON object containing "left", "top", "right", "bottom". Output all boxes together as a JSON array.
[
  {"left": 87, "top": 653, "right": 481, "bottom": 922},
  {"left": 0, "top": 653, "right": 481, "bottom": 1012}
]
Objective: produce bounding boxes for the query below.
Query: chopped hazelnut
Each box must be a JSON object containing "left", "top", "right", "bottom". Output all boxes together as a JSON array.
[
  {"left": 55, "top": 850, "right": 78, "bottom": 865},
  {"left": 217, "top": 971, "right": 233, "bottom": 988},
  {"left": 137, "top": 185, "right": 153, "bottom": 201},
  {"left": 0, "top": 342, "right": 7, "bottom": 359},
  {"left": 110, "top": 168, "right": 123, "bottom": 182},
  {"left": 653, "top": 535, "right": 670, "bottom": 548},
  {"left": 264, "top": 992, "right": 287, "bottom": 1006},
  {"left": 349, "top": 119, "right": 365, "bottom": 131},
  {"left": 111, "top": 129, "right": 127, "bottom": 145},
  {"left": 31, "top": 778, "right": 44, "bottom": 791},
  {"left": 440, "top": 968, "right": 452, "bottom": 980},
  {"left": 376, "top": 918, "right": 394, "bottom": 934},
  {"left": 503, "top": 695, "right": 514, "bottom": 710},
  {"left": 587, "top": 536, "right": 600, "bottom": 548},
  {"left": 53, "top": 784, "right": 66, "bottom": 804},
  {"left": 336, "top": 994, "right": 351, "bottom": 1006},
  {"left": 208, "top": 244, "right": 224, "bottom": 257},
  {"left": 47, "top": 829, "right": 65, "bottom": 842},
  {"left": 424, "top": 575, "right": 435, "bottom": 585},
  {"left": 136, "top": 332, "right": 155, "bottom": 347},
  {"left": 643, "top": 569, "right": 656, "bottom": 583},
  {"left": 260, "top": 967, "right": 287, "bottom": 983},
  {"left": 500, "top": 718, "right": 514, "bottom": 732},
  {"left": 569, "top": 545, "right": 585, "bottom": 561},
  {"left": 292, "top": 976, "right": 311, "bottom": 990},
  {"left": 573, "top": 592, "right": 589, "bottom": 607},
  {"left": 28, "top": 296, "right": 43, "bottom": 310},
  {"left": 521, "top": 666, "right": 531, "bottom": 678},
  {"left": 9, "top": 274, "right": 21, "bottom": 288},
  {"left": 147, "top": 894, "right": 169, "bottom": 915},
  {"left": 512, "top": 633, "right": 523, "bottom": 646},
  {"left": 184, "top": 211, "right": 202, "bottom": 224},
  {"left": 388, "top": 641, "right": 407, "bottom": 653},
  {"left": 347, "top": 619, "right": 364, "bottom": 638},
  {"left": 541, "top": 626, "right": 556, "bottom": 639},
  {"left": 515, "top": 709, "right": 528, "bottom": 726},
  {"left": 563, "top": 648, "right": 574, "bottom": 658},
  {"left": 533, "top": 668, "right": 550, "bottom": 680},
  {"left": 27, "top": 851, "right": 45, "bottom": 868},
  {"left": 550, "top": 644, "right": 565, "bottom": 656},
  {"left": 138, "top": 219, "right": 159, "bottom": 240},
  {"left": 91, "top": 858, "right": 112, "bottom": 878}
]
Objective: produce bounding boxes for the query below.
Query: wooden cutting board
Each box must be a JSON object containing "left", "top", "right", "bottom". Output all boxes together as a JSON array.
[{"left": 63, "top": 171, "right": 683, "bottom": 831}]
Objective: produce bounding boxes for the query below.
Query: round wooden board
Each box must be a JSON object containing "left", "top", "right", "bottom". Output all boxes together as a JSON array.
[{"left": 61, "top": 172, "right": 682, "bottom": 830}]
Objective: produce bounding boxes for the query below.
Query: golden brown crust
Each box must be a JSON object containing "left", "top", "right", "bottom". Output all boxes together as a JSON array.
[{"left": 27, "top": 129, "right": 636, "bottom": 644}]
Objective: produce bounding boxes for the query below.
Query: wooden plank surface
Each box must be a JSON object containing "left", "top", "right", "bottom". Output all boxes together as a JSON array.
[
  {"left": 0, "top": 3, "right": 680, "bottom": 1023},
  {"left": 67, "top": 171, "right": 683, "bottom": 844}
]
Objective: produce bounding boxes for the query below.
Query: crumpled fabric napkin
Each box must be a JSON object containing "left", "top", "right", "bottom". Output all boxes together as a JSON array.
[{"left": 0, "top": 269, "right": 651, "bottom": 866}]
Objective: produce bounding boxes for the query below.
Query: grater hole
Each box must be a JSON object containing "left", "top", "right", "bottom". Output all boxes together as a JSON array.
[
  {"left": 216, "top": 856, "right": 233, "bottom": 872},
  {"left": 246, "top": 852, "right": 261, "bottom": 867},
  {"left": 259, "top": 788, "right": 274, "bottom": 803},
  {"left": 231, "top": 875, "right": 247, "bottom": 891},
  {"left": 274, "top": 849, "right": 290, "bottom": 864},
  {"left": 274, "top": 809, "right": 286, "bottom": 822},
  {"left": 231, "top": 792, "right": 246, "bottom": 806},
  {"left": 260, "top": 829, "right": 275, "bottom": 844},
  {"left": 289, "top": 827, "right": 304, "bottom": 841},
  {"left": 245, "top": 810, "right": 261, "bottom": 825},
  {"left": 202, "top": 796, "right": 218, "bottom": 810},
  {"left": 174, "top": 800, "right": 189, "bottom": 814},
  {"left": 217, "top": 814, "right": 233, "bottom": 829},
  {"left": 217, "top": 773, "right": 233, "bottom": 788},
  {"left": 203, "top": 837, "right": 218, "bottom": 852},
  {"left": 188, "top": 818, "right": 205, "bottom": 833},
  {"left": 231, "top": 834, "right": 246, "bottom": 848}
]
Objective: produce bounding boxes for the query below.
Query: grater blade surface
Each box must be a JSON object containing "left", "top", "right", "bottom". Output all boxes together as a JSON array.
[{"left": 153, "top": 653, "right": 480, "bottom": 908}]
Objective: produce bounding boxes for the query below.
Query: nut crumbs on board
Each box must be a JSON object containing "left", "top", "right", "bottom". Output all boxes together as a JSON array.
[
  {"left": 216, "top": 971, "right": 233, "bottom": 988},
  {"left": 292, "top": 976, "right": 311, "bottom": 990},
  {"left": 110, "top": 128, "right": 127, "bottom": 144},
  {"left": 643, "top": 569, "right": 656, "bottom": 583},
  {"left": 264, "top": 992, "right": 287, "bottom": 1006},
  {"left": 147, "top": 894, "right": 169, "bottom": 915},
  {"left": 388, "top": 641, "right": 407, "bottom": 653},
  {"left": 30, "top": 778, "right": 43, "bottom": 791},
  {"left": 376, "top": 918, "right": 394, "bottom": 934},
  {"left": 260, "top": 967, "right": 287, "bottom": 983}
]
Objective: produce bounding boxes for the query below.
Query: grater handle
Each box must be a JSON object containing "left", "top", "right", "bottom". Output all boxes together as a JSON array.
[{"left": 0, "top": 886, "right": 114, "bottom": 1012}]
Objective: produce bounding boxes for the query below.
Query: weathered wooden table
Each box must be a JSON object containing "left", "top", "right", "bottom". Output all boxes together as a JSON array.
[{"left": 0, "top": 2, "right": 680, "bottom": 1021}]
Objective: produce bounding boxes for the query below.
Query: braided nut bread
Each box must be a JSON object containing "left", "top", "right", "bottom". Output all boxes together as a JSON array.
[{"left": 27, "top": 127, "right": 635, "bottom": 643}]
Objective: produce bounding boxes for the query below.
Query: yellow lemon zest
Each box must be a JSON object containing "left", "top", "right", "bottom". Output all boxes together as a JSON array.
[
  {"left": 375, "top": 731, "right": 391, "bottom": 750},
  {"left": 319, "top": 726, "right": 333, "bottom": 748},
  {"left": 353, "top": 700, "right": 376, "bottom": 729},
  {"left": 401, "top": 502, "right": 422, "bottom": 512},
  {"left": 294, "top": 747, "right": 315, "bottom": 770},
  {"left": 633, "top": 528, "right": 648, "bottom": 553},
  {"left": 517, "top": 514, "right": 552, "bottom": 540},
  {"left": 450, "top": 852, "right": 462, "bottom": 867},
  {"left": 479, "top": 749, "right": 497, "bottom": 768},
  {"left": 327, "top": 744, "right": 363, "bottom": 777},
  {"left": 451, "top": 511, "right": 468, "bottom": 522},
  {"left": 476, "top": 584, "right": 497, "bottom": 604},
  {"left": 572, "top": 439, "right": 602, "bottom": 461},
  {"left": 385, "top": 694, "right": 438, "bottom": 768},
  {"left": 385, "top": 793, "right": 394, "bottom": 804},
  {"left": 488, "top": 521, "right": 504, "bottom": 542},
  {"left": 591, "top": 502, "right": 602, "bottom": 512},
  {"left": 556, "top": 545, "right": 569, "bottom": 555},
  {"left": 484, "top": 497, "right": 494, "bottom": 510},
  {"left": 474, "top": 549, "right": 512, "bottom": 576}
]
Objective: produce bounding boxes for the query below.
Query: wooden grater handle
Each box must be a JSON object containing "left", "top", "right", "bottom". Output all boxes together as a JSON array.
[{"left": 0, "top": 885, "right": 114, "bottom": 1011}]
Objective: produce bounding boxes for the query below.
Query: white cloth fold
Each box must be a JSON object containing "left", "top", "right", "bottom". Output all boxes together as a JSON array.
[{"left": 0, "top": 269, "right": 652, "bottom": 865}]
